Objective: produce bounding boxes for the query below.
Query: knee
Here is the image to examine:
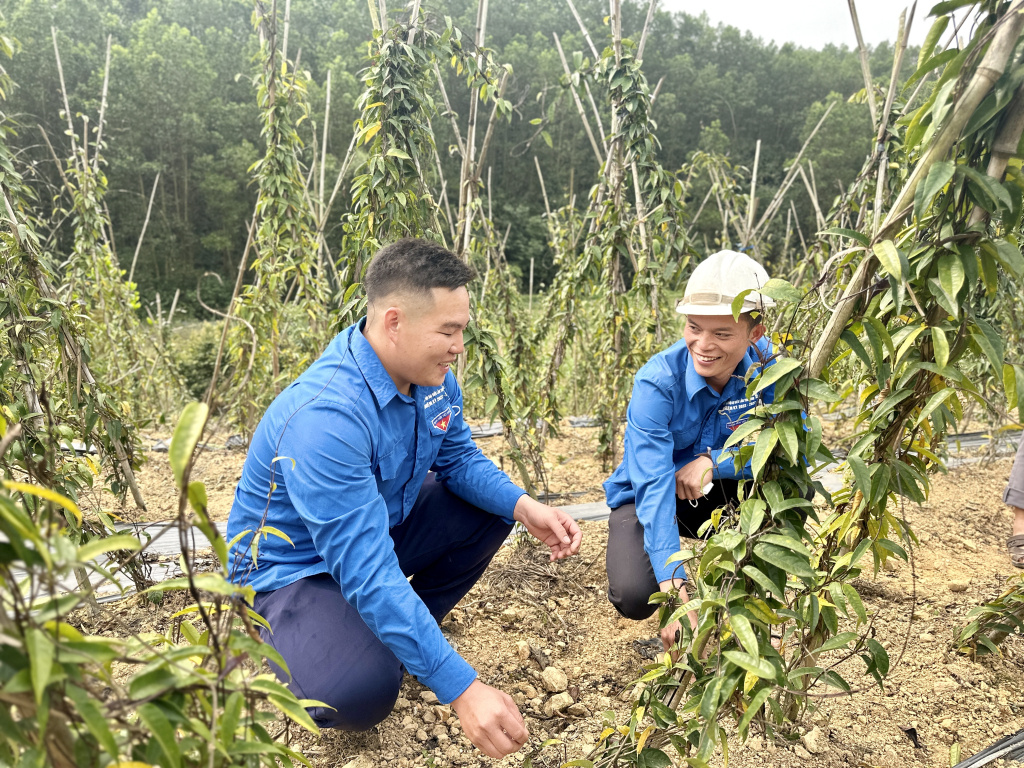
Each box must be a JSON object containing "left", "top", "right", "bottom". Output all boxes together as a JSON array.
[
  {"left": 607, "top": 580, "right": 658, "bottom": 621},
  {"left": 311, "top": 673, "right": 402, "bottom": 731}
]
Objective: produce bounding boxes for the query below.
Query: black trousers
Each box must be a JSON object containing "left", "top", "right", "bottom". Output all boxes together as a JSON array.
[
  {"left": 606, "top": 479, "right": 740, "bottom": 621},
  {"left": 252, "top": 474, "right": 514, "bottom": 730}
]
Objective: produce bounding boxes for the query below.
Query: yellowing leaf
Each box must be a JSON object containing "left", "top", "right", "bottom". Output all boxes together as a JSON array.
[{"left": 3, "top": 481, "right": 81, "bottom": 526}]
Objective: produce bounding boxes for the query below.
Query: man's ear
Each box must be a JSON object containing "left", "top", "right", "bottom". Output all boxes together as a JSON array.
[
  {"left": 749, "top": 323, "right": 766, "bottom": 345},
  {"left": 382, "top": 306, "right": 402, "bottom": 343}
]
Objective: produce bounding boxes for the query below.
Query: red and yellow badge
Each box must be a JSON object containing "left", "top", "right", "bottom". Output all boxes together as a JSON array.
[{"left": 431, "top": 408, "right": 452, "bottom": 432}]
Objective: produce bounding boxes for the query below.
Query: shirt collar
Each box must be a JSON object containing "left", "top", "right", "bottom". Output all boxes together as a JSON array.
[
  {"left": 684, "top": 344, "right": 758, "bottom": 401},
  {"left": 351, "top": 318, "right": 414, "bottom": 408}
]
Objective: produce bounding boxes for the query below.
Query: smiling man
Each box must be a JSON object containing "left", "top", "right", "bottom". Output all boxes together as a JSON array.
[
  {"left": 226, "top": 238, "right": 581, "bottom": 760},
  {"left": 602, "top": 250, "right": 774, "bottom": 652}
]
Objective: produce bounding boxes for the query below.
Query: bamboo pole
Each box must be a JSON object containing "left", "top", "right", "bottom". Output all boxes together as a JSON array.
[
  {"left": 969, "top": 82, "right": 1024, "bottom": 226},
  {"left": 750, "top": 100, "right": 835, "bottom": 240},
  {"left": 878, "top": 0, "right": 1024, "bottom": 239},
  {"left": 92, "top": 35, "right": 112, "bottom": 172},
  {"left": 847, "top": 0, "right": 878, "bottom": 128},
  {"left": 128, "top": 172, "right": 160, "bottom": 285},
  {"left": 51, "top": 28, "right": 79, "bottom": 163},
  {"left": 282, "top": 0, "right": 291, "bottom": 63},
  {"left": 637, "top": 0, "right": 658, "bottom": 62},
  {"left": 553, "top": 33, "right": 604, "bottom": 165},
  {"left": 534, "top": 156, "right": 552, "bottom": 218},
  {"left": 745, "top": 138, "right": 760, "bottom": 243},
  {"left": 433, "top": 62, "right": 467, "bottom": 157},
  {"left": 407, "top": 0, "right": 421, "bottom": 43},
  {"left": 319, "top": 69, "right": 331, "bottom": 222},
  {"left": 810, "top": 1, "right": 1024, "bottom": 383},
  {"left": 475, "top": 71, "right": 509, "bottom": 175},
  {"left": 564, "top": 0, "right": 601, "bottom": 60}
]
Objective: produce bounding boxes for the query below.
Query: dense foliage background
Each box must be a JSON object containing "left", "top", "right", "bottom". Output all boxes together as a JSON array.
[{"left": 0, "top": 0, "right": 910, "bottom": 315}]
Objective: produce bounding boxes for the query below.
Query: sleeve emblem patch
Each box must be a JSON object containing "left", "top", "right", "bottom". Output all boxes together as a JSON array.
[{"left": 431, "top": 407, "right": 452, "bottom": 433}]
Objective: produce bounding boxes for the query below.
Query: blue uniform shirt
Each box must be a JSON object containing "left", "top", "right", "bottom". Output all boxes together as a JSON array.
[
  {"left": 603, "top": 337, "right": 773, "bottom": 583},
  {"left": 226, "top": 319, "right": 526, "bottom": 705}
]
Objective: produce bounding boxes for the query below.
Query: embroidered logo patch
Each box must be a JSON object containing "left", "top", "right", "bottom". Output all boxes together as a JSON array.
[
  {"left": 721, "top": 395, "right": 759, "bottom": 431},
  {"left": 431, "top": 407, "right": 452, "bottom": 433}
]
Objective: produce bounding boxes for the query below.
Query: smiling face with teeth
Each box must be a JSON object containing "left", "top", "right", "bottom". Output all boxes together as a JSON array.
[{"left": 683, "top": 313, "right": 765, "bottom": 393}]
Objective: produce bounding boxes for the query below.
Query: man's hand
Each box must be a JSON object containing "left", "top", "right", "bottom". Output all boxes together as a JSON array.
[
  {"left": 658, "top": 579, "right": 698, "bottom": 659},
  {"left": 451, "top": 680, "right": 529, "bottom": 759},
  {"left": 513, "top": 495, "right": 582, "bottom": 561},
  {"left": 675, "top": 456, "right": 714, "bottom": 501}
]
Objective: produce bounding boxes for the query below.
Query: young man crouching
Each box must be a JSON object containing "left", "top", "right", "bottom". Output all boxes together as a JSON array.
[{"left": 603, "top": 250, "right": 775, "bottom": 651}]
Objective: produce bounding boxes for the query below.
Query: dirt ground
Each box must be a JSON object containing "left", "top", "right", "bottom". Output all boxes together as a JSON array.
[{"left": 98, "top": 423, "right": 1024, "bottom": 768}]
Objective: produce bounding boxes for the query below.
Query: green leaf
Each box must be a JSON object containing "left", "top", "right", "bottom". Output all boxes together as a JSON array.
[
  {"left": 916, "top": 387, "right": 956, "bottom": 427},
  {"left": 385, "top": 147, "right": 411, "bottom": 159},
  {"left": 972, "top": 318, "right": 1004, "bottom": 371},
  {"left": 960, "top": 165, "right": 1013, "bottom": 212},
  {"left": 819, "top": 631, "right": 859, "bottom": 652},
  {"left": 847, "top": 456, "right": 872, "bottom": 499},
  {"left": 730, "top": 614, "right": 759, "bottom": 655},
  {"left": 1017, "top": 366, "right": 1024, "bottom": 423},
  {"left": 25, "top": 628, "right": 53, "bottom": 705},
  {"left": 484, "top": 394, "right": 498, "bottom": 413},
  {"left": 758, "top": 278, "right": 805, "bottom": 303},
  {"left": 775, "top": 420, "right": 799, "bottom": 465},
  {"left": 753, "top": 542, "right": 815, "bottom": 580},
  {"left": 77, "top": 534, "right": 142, "bottom": 562},
  {"left": 842, "top": 584, "right": 867, "bottom": 623},
  {"left": 742, "top": 564, "right": 784, "bottom": 600},
  {"left": 1003, "top": 364, "right": 1018, "bottom": 414},
  {"left": 914, "top": 160, "right": 955, "bottom": 221},
  {"left": 866, "top": 638, "right": 890, "bottom": 676},
  {"left": 937, "top": 251, "right": 965, "bottom": 306},
  {"left": 638, "top": 749, "right": 672, "bottom": 768},
  {"left": 931, "top": 326, "right": 949, "bottom": 369},
  {"left": 723, "top": 418, "right": 764, "bottom": 449},
  {"left": 753, "top": 358, "right": 802, "bottom": 395},
  {"left": 722, "top": 650, "right": 776, "bottom": 680},
  {"left": 873, "top": 241, "right": 904, "bottom": 281},
  {"left": 918, "top": 15, "right": 949, "bottom": 68},
  {"left": 170, "top": 402, "right": 209, "bottom": 490},
  {"left": 137, "top": 703, "right": 182, "bottom": 768},
  {"left": 65, "top": 684, "right": 119, "bottom": 759},
  {"left": 751, "top": 428, "right": 779, "bottom": 481},
  {"left": 799, "top": 378, "right": 841, "bottom": 403},
  {"left": 819, "top": 227, "right": 870, "bottom": 247},
  {"left": 731, "top": 289, "right": 754, "bottom": 321},
  {"left": 991, "top": 238, "right": 1024, "bottom": 277},
  {"left": 841, "top": 330, "right": 872, "bottom": 368},
  {"left": 267, "top": 693, "right": 322, "bottom": 734},
  {"left": 737, "top": 687, "right": 773, "bottom": 737}
]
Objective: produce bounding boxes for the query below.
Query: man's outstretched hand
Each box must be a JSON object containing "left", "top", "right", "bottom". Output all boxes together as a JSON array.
[
  {"left": 513, "top": 495, "right": 583, "bottom": 561},
  {"left": 451, "top": 680, "right": 529, "bottom": 759}
]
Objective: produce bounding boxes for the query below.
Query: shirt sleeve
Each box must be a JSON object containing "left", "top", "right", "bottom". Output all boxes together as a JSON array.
[
  {"left": 623, "top": 375, "right": 688, "bottom": 583},
  {"left": 430, "top": 374, "right": 526, "bottom": 522},
  {"left": 277, "top": 399, "right": 477, "bottom": 704}
]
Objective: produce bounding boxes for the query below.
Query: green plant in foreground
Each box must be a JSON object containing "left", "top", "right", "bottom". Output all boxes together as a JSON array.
[
  {"left": 0, "top": 402, "right": 321, "bottom": 766},
  {"left": 545, "top": 2, "right": 1024, "bottom": 766}
]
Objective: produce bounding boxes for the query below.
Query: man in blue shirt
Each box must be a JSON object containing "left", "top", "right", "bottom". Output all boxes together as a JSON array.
[
  {"left": 603, "top": 250, "right": 774, "bottom": 654},
  {"left": 227, "top": 239, "right": 582, "bottom": 760}
]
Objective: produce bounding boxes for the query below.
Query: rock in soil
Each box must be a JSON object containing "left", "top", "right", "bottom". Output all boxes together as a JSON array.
[{"left": 541, "top": 666, "right": 568, "bottom": 693}]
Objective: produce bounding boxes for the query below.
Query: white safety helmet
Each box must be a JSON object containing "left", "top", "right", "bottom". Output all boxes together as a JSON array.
[{"left": 675, "top": 250, "right": 775, "bottom": 316}]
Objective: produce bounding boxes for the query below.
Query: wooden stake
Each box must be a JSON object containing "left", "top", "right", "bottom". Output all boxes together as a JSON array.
[
  {"left": 638, "top": 0, "right": 658, "bottom": 62},
  {"left": 745, "top": 138, "right": 760, "bottom": 243},
  {"left": 847, "top": 0, "right": 878, "bottom": 128},
  {"left": 564, "top": 0, "right": 601, "bottom": 60},
  {"left": 534, "top": 156, "right": 551, "bottom": 218},
  {"left": 93, "top": 35, "right": 112, "bottom": 172},
  {"left": 553, "top": 33, "right": 604, "bottom": 165},
  {"left": 128, "top": 172, "right": 160, "bottom": 285}
]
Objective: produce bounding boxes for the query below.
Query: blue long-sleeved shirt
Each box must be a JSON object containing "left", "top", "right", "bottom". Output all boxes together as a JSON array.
[
  {"left": 226, "top": 319, "right": 526, "bottom": 704},
  {"left": 603, "top": 337, "right": 773, "bottom": 583}
]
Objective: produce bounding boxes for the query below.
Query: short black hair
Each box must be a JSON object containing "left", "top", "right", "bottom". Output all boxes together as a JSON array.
[{"left": 364, "top": 238, "right": 476, "bottom": 304}]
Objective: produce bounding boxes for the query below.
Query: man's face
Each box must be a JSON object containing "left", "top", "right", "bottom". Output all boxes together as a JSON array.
[
  {"left": 682, "top": 314, "right": 763, "bottom": 388},
  {"left": 392, "top": 286, "right": 470, "bottom": 389}
]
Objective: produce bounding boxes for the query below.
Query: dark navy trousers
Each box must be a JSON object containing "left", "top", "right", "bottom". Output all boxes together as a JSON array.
[{"left": 252, "top": 473, "right": 514, "bottom": 730}]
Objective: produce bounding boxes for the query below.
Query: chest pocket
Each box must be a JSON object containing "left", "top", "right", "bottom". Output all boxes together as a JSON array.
[{"left": 377, "top": 442, "right": 409, "bottom": 481}]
